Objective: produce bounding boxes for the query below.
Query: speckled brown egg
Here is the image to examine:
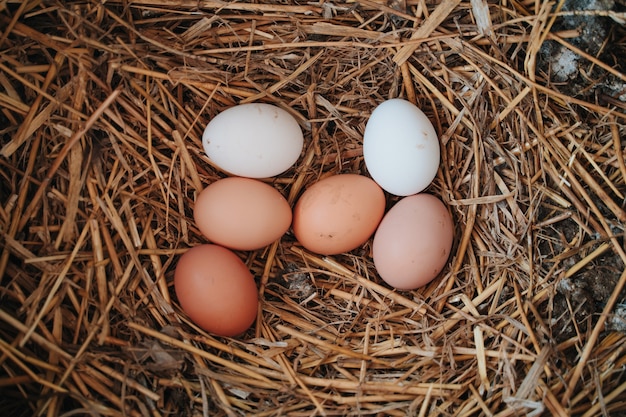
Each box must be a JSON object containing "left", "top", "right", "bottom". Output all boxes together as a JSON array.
[{"left": 292, "top": 174, "right": 385, "bottom": 255}]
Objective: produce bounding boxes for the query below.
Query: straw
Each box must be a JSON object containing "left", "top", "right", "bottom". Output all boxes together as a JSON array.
[{"left": 1, "top": 0, "right": 626, "bottom": 415}]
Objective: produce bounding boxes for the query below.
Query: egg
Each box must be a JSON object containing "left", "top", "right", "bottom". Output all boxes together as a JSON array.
[
  {"left": 293, "top": 174, "right": 385, "bottom": 255},
  {"left": 363, "top": 98, "right": 440, "bottom": 196},
  {"left": 202, "top": 103, "right": 304, "bottom": 178},
  {"left": 194, "top": 177, "right": 292, "bottom": 251},
  {"left": 174, "top": 244, "right": 258, "bottom": 337},
  {"left": 372, "top": 194, "right": 453, "bottom": 290}
]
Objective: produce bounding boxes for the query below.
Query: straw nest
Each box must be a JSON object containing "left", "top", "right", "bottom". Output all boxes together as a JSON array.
[{"left": 1, "top": 0, "right": 626, "bottom": 416}]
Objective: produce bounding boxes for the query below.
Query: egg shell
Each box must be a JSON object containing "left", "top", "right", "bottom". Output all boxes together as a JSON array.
[
  {"left": 293, "top": 174, "right": 386, "bottom": 255},
  {"left": 174, "top": 244, "right": 258, "bottom": 337},
  {"left": 363, "top": 98, "right": 440, "bottom": 196},
  {"left": 373, "top": 194, "right": 453, "bottom": 290},
  {"left": 194, "top": 177, "right": 292, "bottom": 251},
  {"left": 202, "top": 103, "right": 304, "bottom": 178}
]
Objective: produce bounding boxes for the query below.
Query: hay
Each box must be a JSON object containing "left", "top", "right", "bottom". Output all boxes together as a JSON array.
[{"left": 1, "top": 0, "right": 626, "bottom": 415}]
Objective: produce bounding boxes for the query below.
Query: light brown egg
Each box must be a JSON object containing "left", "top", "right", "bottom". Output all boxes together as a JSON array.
[
  {"left": 194, "top": 177, "right": 292, "bottom": 251},
  {"left": 174, "top": 244, "right": 258, "bottom": 337},
  {"left": 292, "top": 174, "right": 386, "bottom": 255},
  {"left": 373, "top": 194, "right": 454, "bottom": 290}
]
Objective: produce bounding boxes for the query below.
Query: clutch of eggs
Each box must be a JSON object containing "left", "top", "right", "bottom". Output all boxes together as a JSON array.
[{"left": 174, "top": 99, "right": 455, "bottom": 337}]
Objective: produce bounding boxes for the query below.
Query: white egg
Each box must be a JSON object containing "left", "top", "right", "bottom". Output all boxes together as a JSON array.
[
  {"left": 202, "top": 103, "right": 304, "bottom": 178},
  {"left": 363, "top": 99, "right": 440, "bottom": 196}
]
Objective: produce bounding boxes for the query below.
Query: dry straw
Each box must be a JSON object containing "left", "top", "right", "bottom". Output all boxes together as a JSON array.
[{"left": 1, "top": 0, "right": 626, "bottom": 416}]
